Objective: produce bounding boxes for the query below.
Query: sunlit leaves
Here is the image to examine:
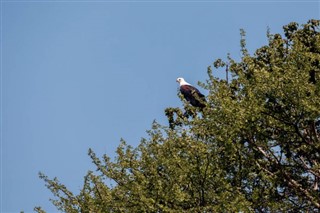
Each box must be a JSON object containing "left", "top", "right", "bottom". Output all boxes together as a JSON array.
[{"left": 36, "top": 20, "right": 320, "bottom": 212}]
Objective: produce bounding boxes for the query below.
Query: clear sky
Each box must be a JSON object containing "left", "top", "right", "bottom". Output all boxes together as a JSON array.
[{"left": 1, "top": 1, "right": 319, "bottom": 212}]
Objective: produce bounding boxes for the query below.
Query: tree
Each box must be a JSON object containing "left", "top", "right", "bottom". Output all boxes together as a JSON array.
[{"left": 35, "top": 20, "right": 320, "bottom": 212}]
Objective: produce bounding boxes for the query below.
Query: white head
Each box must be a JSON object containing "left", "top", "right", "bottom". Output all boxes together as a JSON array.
[{"left": 176, "top": 77, "right": 191, "bottom": 86}]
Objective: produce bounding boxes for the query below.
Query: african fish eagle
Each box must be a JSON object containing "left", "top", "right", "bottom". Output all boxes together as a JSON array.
[{"left": 176, "top": 77, "right": 206, "bottom": 108}]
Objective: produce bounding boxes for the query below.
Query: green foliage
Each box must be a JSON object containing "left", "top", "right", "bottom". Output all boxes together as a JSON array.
[{"left": 36, "top": 20, "right": 320, "bottom": 212}]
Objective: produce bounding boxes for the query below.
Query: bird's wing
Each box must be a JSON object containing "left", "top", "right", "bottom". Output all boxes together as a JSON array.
[{"left": 181, "top": 85, "right": 204, "bottom": 97}]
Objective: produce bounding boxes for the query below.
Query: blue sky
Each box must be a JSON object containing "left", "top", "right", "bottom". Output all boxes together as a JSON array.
[{"left": 1, "top": 1, "right": 319, "bottom": 212}]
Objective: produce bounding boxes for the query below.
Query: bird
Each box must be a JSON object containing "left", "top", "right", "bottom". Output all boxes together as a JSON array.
[{"left": 176, "top": 77, "right": 206, "bottom": 108}]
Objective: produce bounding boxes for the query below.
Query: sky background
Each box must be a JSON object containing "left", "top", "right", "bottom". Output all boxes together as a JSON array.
[{"left": 1, "top": 0, "right": 319, "bottom": 212}]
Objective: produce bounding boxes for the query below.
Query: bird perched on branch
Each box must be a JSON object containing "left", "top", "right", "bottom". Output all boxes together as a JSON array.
[{"left": 176, "top": 77, "right": 206, "bottom": 108}]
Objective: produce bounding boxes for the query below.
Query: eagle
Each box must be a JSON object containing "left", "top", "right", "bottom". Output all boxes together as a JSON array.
[{"left": 176, "top": 77, "right": 206, "bottom": 108}]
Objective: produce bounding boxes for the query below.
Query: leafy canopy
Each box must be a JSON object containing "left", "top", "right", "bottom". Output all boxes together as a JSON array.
[{"left": 36, "top": 20, "right": 320, "bottom": 213}]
